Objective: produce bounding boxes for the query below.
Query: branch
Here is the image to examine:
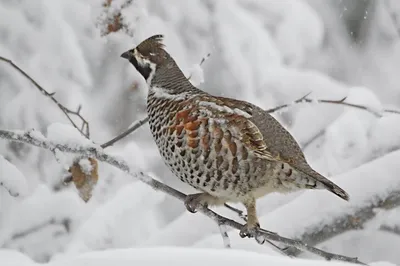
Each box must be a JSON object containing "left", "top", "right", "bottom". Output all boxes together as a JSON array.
[
  {"left": 0, "top": 128, "right": 365, "bottom": 265},
  {"left": 265, "top": 93, "right": 400, "bottom": 117},
  {"left": 274, "top": 186, "right": 400, "bottom": 257},
  {"left": 9, "top": 218, "right": 69, "bottom": 242},
  {"left": 0, "top": 56, "right": 90, "bottom": 138},
  {"left": 101, "top": 116, "right": 149, "bottom": 148}
]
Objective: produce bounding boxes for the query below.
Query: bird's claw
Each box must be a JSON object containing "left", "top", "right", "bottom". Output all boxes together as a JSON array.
[
  {"left": 184, "top": 194, "right": 206, "bottom": 213},
  {"left": 239, "top": 223, "right": 260, "bottom": 238}
]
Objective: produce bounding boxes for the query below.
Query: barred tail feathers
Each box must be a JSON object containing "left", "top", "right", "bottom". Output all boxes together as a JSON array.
[{"left": 297, "top": 166, "right": 349, "bottom": 201}]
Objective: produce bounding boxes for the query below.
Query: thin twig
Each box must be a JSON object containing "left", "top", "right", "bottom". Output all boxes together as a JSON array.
[
  {"left": 265, "top": 93, "right": 400, "bottom": 117},
  {"left": 101, "top": 116, "right": 149, "bottom": 148},
  {"left": 0, "top": 56, "right": 90, "bottom": 138},
  {"left": 187, "top": 53, "right": 211, "bottom": 81},
  {"left": 0, "top": 128, "right": 365, "bottom": 265}
]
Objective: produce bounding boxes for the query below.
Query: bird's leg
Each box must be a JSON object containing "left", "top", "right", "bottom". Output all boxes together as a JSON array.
[
  {"left": 184, "top": 193, "right": 225, "bottom": 213},
  {"left": 239, "top": 198, "right": 260, "bottom": 238}
]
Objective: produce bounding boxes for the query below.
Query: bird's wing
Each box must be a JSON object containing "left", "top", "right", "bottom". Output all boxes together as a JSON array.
[
  {"left": 193, "top": 96, "right": 279, "bottom": 161},
  {"left": 205, "top": 95, "right": 307, "bottom": 164}
]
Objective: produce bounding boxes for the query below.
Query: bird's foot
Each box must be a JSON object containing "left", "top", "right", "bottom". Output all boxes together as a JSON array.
[
  {"left": 239, "top": 222, "right": 260, "bottom": 238},
  {"left": 184, "top": 193, "right": 208, "bottom": 213}
]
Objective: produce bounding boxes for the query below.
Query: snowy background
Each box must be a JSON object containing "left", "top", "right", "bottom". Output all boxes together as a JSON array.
[{"left": 1, "top": 0, "right": 400, "bottom": 265}]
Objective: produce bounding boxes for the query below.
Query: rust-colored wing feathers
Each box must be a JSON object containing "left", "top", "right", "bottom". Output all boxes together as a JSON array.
[{"left": 186, "top": 96, "right": 278, "bottom": 161}]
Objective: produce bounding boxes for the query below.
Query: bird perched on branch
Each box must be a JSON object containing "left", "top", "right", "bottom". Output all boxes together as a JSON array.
[{"left": 121, "top": 35, "right": 349, "bottom": 237}]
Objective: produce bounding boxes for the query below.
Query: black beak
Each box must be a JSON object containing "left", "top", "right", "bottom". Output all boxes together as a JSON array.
[{"left": 121, "top": 51, "right": 130, "bottom": 59}]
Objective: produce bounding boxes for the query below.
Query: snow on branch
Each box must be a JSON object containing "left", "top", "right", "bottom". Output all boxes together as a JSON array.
[
  {"left": 0, "top": 154, "right": 28, "bottom": 197},
  {"left": 0, "top": 128, "right": 364, "bottom": 265},
  {"left": 283, "top": 189, "right": 400, "bottom": 257}
]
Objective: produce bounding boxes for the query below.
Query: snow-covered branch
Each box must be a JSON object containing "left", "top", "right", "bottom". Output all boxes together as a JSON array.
[
  {"left": 0, "top": 154, "right": 28, "bottom": 197},
  {"left": 283, "top": 189, "right": 400, "bottom": 257},
  {"left": 0, "top": 128, "right": 364, "bottom": 264}
]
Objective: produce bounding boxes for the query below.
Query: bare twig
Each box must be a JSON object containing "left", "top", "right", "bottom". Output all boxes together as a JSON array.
[
  {"left": 0, "top": 128, "right": 365, "bottom": 265},
  {"left": 101, "top": 116, "right": 149, "bottom": 148},
  {"left": 0, "top": 56, "right": 90, "bottom": 138},
  {"left": 187, "top": 53, "right": 211, "bottom": 81},
  {"left": 265, "top": 93, "right": 400, "bottom": 117}
]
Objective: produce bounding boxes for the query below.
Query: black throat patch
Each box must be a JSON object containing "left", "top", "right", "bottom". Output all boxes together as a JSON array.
[{"left": 129, "top": 57, "right": 152, "bottom": 81}]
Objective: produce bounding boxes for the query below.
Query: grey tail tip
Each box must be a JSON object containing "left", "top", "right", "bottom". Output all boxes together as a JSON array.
[{"left": 332, "top": 186, "right": 350, "bottom": 201}]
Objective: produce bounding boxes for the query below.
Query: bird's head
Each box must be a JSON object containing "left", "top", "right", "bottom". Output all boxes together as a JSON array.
[{"left": 121, "top": 34, "right": 167, "bottom": 84}]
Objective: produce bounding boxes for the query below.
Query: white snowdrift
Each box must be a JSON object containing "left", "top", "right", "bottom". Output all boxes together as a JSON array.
[
  {"left": 0, "top": 247, "right": 396, "bottom": 266},
  {"left": 50, "top": 247, "right": 393, "bottom": 266}
]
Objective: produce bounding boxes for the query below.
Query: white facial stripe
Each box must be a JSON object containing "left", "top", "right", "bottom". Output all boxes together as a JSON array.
[
  {"left": 133, "top": 49, "right": 156, "bottom": 85},
  {"left": 146, "top": 62, "right": 156, "bottom": 86}
]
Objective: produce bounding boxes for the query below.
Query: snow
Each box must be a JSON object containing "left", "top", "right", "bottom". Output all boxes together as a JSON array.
[
  {"left": 46, "top": 123, "right": 94, "bottom": 148},
  {"left": 78, "top": 159, "right": 93, "bottom": 176},
  {"left": 51, "top": 247, "right": 359, "bottom": 266},
  {"left": 0, "top": 249, "right": 36, "bottom": 266},
  {"left": 2, "top": 0, "right": 400, "bottom": 265},
  {"left": 5, "top": 247, "right": 395, "bottom": 266},
  {"left": 0, "top": 155, "right": 28, "bottom": 197},
  {"left": 188, "top": 63, "right": 205, "bottom": 86}
]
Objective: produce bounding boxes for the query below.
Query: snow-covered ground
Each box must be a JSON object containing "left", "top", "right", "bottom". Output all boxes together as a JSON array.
[
  {"left": 1, "top": 247, "right": 397, "bottom": 266},
  {"left": 1, "top": 0, "right": 400, "bottom": 265}
]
